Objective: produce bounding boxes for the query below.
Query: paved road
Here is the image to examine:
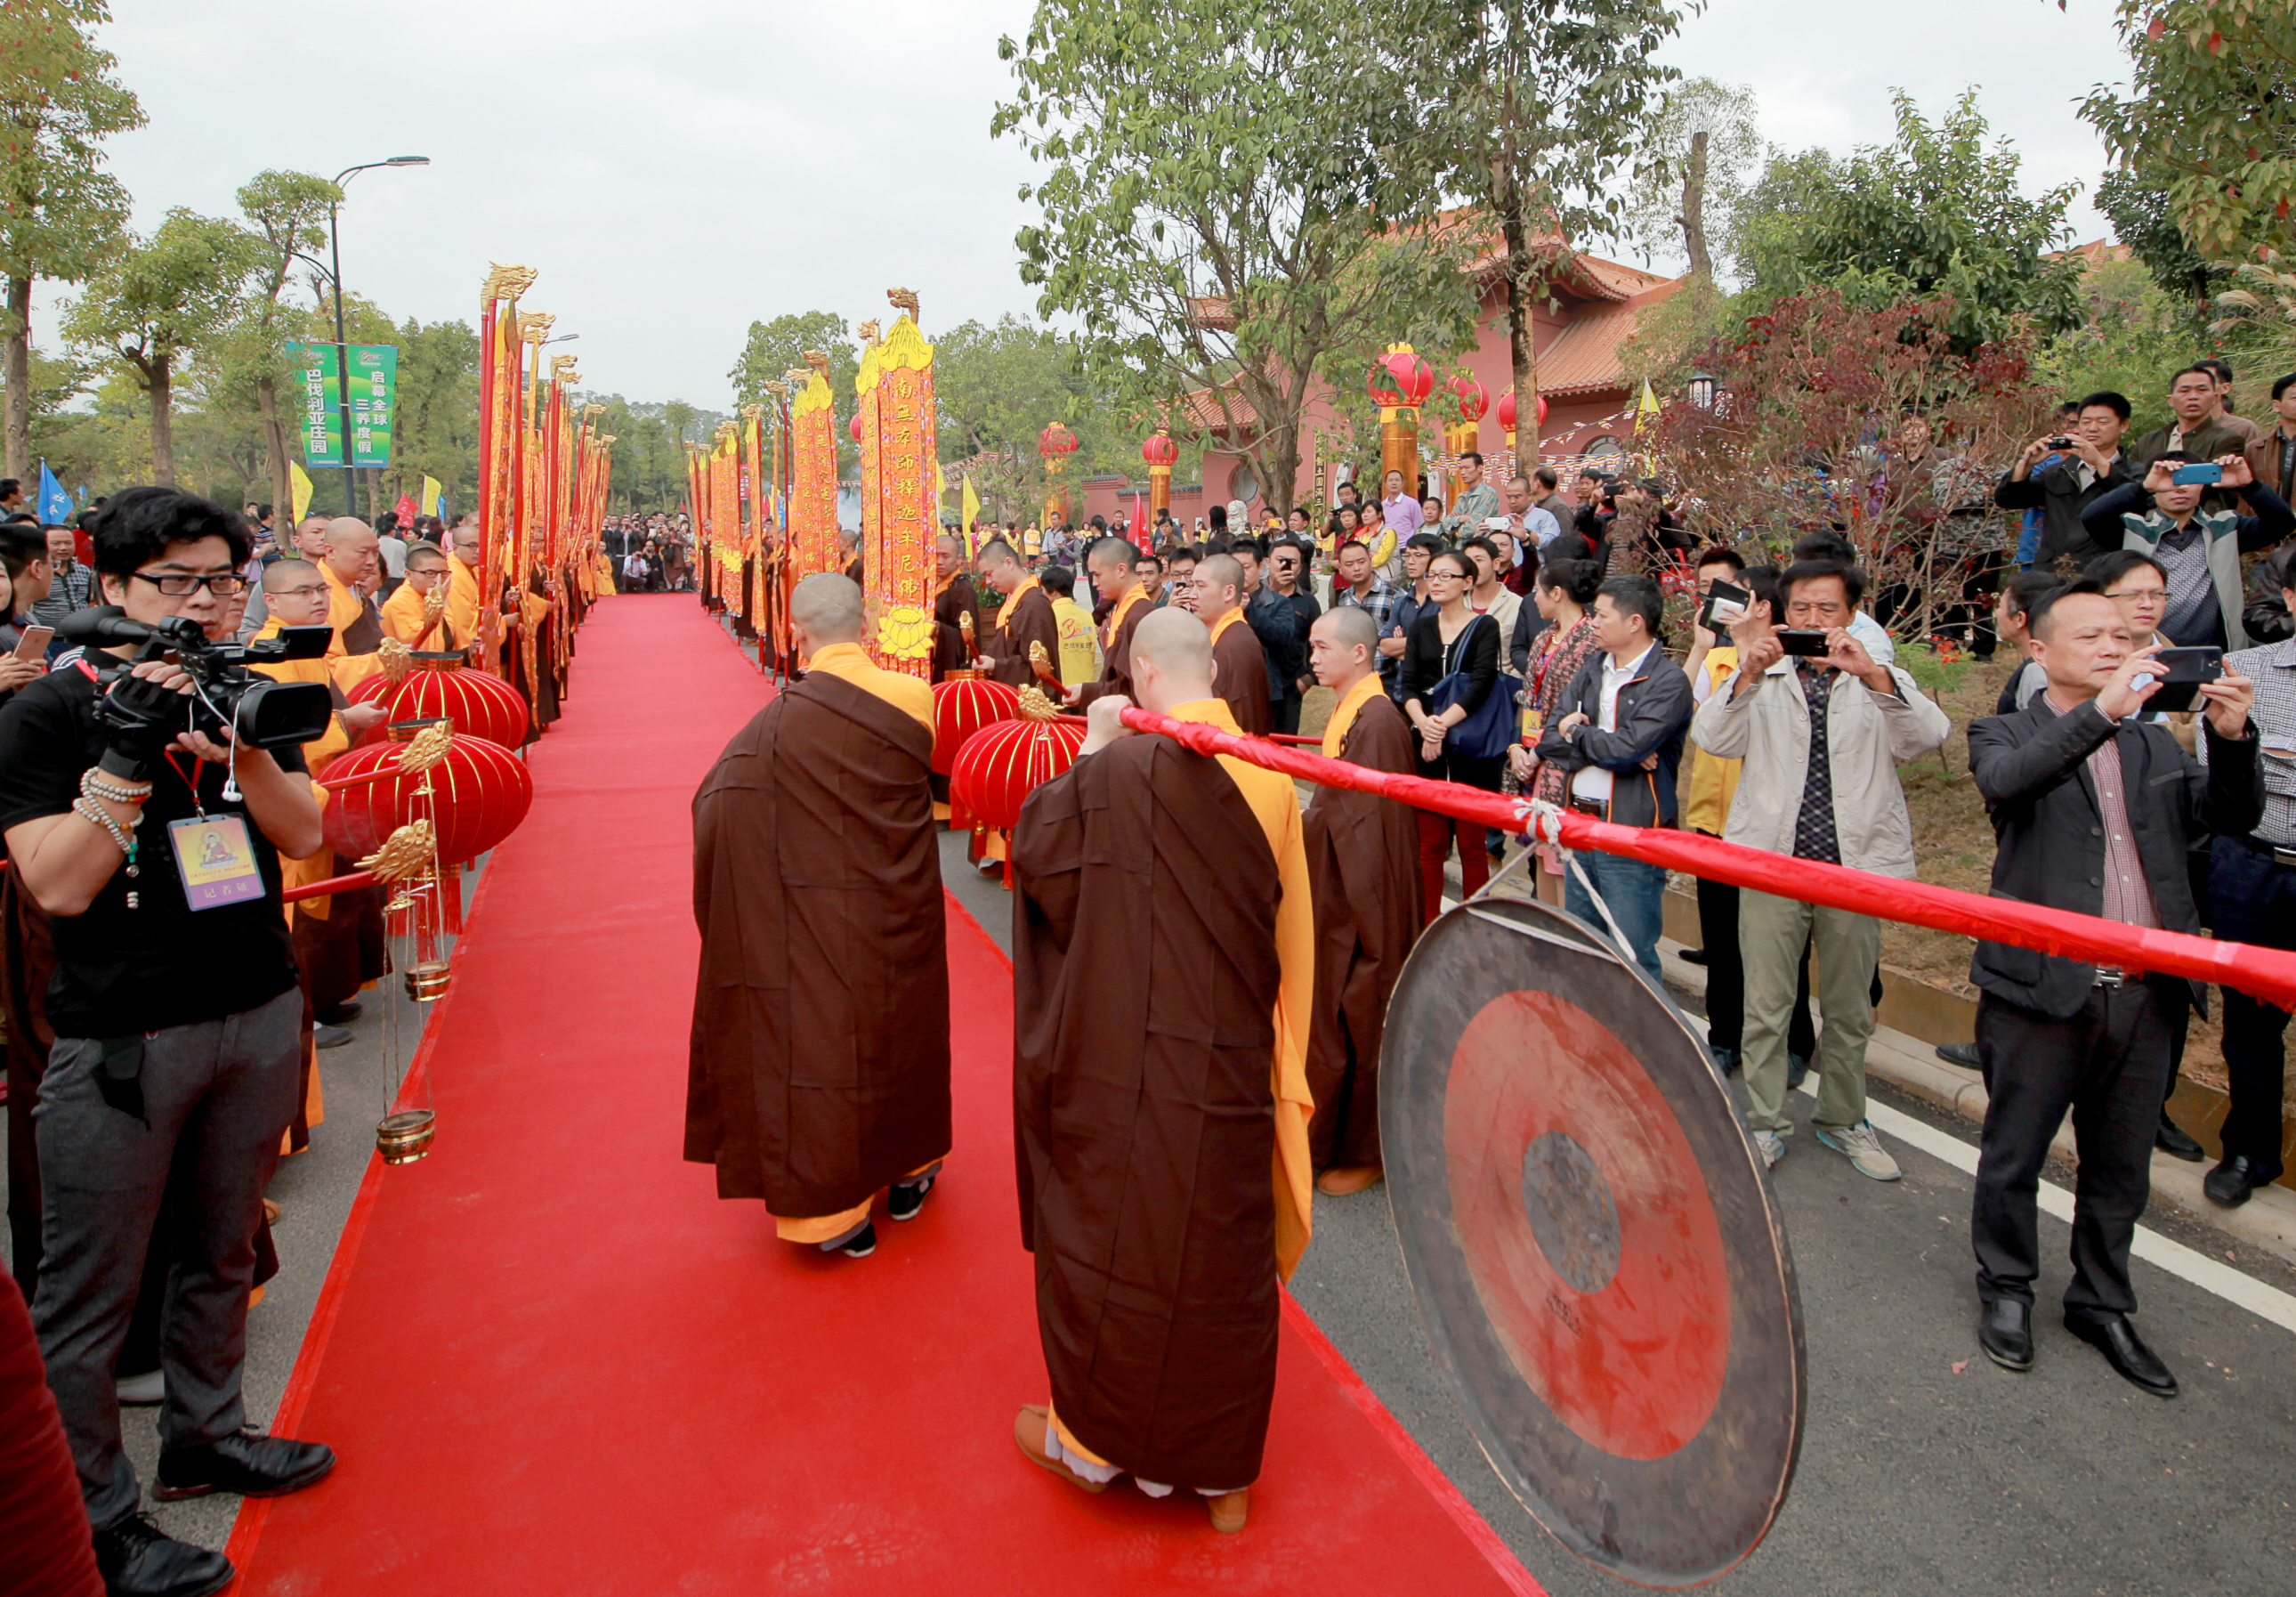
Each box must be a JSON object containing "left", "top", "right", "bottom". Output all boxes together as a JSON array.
[{"left": 942, "top": 832, "right": 2296, "bottom": 1597}]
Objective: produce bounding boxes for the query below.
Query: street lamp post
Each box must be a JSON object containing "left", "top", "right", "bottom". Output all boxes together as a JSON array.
[{"left": 327, "top": 156, "right": 430, "bottom": 515}]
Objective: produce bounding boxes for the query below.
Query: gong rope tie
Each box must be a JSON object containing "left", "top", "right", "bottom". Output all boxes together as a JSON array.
[{"left": 1500, "top": 794, "right": 1639, "bottom": 969}]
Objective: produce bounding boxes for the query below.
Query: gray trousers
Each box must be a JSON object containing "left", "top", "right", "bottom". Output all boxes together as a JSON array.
[
  {"left": 1739, "top": 891, "right": 1880, "bottom": 1136},
  {"left": 32, "top": 985, "right": 302, "bottom": 1528}
]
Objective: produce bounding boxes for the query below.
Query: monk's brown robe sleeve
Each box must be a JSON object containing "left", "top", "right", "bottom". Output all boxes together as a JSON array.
[
  {"left": 983, "top": 588, "right": 1060, "bottom": 690},
  {"left": 1211, "top": 621, "right": 1271, "bottom": 736}
]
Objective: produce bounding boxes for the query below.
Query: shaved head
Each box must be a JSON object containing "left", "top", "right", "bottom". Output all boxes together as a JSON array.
[
  {"left": 1314, "top": 604, "right": 1379, "bottom": 653},
  {"left": 262, "top": 557, "right": 319, "bottom": 592},
  {"left": 1087, "top": 536, "right": 1139, "bottom": 572},
  {"left": 1310, "top": 604, "right": 1379, "bottom": 691},
  {"left": 1128, "top": 606, "right": 1215, "bottom": 712},
  {"left": 405, "top": 544, "right": 448, "bottom": 571},
  {"left": 976, "top": 538, "right": 1023, "bottom": 579},
  {"left": 791, "top": 572, "right": 865, "bottom": 643},
  {"left": 321, "top": 516, "right": 378, "bottom": 585}
]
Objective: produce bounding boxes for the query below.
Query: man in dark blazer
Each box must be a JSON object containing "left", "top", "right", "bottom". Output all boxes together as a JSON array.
[{"left": 1965, "top": 579, "right": 2260, "bottom": 1397}]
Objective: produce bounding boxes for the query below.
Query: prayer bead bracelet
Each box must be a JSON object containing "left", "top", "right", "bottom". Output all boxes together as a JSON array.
[
  {"left": 69, "top": 798, "right": 144, "bottom": 910},
  {"left": 80, "top": 768, "right": 153, "bottom": 806}
]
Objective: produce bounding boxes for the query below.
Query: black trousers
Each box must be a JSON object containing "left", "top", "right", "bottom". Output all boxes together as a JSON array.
[
  {"left": 2208, "top": 834, "right": 2295, "bottom": 1180},
  {"left": 1694, "top": 837, "right": 1815, "bottom": 1057},
  {"left": 1972, "top": 981, "right": 2172, "bottom": 1316},
  {"left": 1273, "top": 692, "right": 1303, "bottom": 736}
]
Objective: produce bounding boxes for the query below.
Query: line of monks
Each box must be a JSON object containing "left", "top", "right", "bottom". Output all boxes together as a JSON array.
[{"left": 685, "top": 536, "right": 1425, "bottom": 1533}]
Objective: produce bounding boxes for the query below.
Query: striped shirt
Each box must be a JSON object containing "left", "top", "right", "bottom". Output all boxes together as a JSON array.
[{"left": 2086, "top": 733, "right": 2162, "bottom": 928}]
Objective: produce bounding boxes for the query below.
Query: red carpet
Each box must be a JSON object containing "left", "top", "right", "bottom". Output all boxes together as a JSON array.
[{"left": 224, "top": 595, "right": 1539, "bottom": 1595}]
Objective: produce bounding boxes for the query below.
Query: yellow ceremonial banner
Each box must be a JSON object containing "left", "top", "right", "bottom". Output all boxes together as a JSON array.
[
  {"left": 871, "top": 305, "right": 937, "bottom": 676},
  {"left": 961, "top": 475, "right": 981, "bottom": 550},
  {"left": 289, "top": 460, "right": 313, "bottom": 524},
  {"left": 857, "top": 332, "right": 885, "bottom": 643},
  {"left": 790, "top": 364, "right": 837, "bottom": 580},
  {"left": 420, "top": 474, "right": 442, "bottom": 516}
]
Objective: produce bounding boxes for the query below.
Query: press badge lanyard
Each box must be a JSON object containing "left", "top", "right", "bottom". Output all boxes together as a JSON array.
[{"left": 162, "top": 749, "right": 265, "bottom": 912}]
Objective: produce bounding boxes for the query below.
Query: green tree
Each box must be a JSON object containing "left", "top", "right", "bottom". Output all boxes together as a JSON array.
[
  {"left": 995, "top": 0, "right": 1480, "bottom": 516},
  {"left": 1393, "top": 0, "right": 1684, "bottom": 435},
  {"left": 2081, "top": 0, "right": 2296, "bottom": 263},
  {"left": 2094, "top": 166, "right": 2232, "bottom": 327},
  {"left": 392, "top": 316, "right": 481, "bottom": 511},
  {"left": 1735, "top": 91, "right": 2085, "bottom": 352},
  {"left": 63, "top": 209, "right": 261, "bottom": 485},
  {"left": 728, "top": 308, "right": 858, "bottom": 479},
  {"left": 2035, "top": 255, "right": 2191, "bottom": 435},
  {"left": 1625, "top": 77, "right": 1763, "bottom": 281},
  {"left": 0, "top": 0, "right": 142, "bottom": 481},
  {"left": 224, "top": 169, "right": 342, "bottom": 516}
]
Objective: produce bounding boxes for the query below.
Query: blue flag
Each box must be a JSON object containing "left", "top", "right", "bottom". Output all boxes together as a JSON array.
[{"left": 36, "top": 461, "right": 72, "bottom": 524}]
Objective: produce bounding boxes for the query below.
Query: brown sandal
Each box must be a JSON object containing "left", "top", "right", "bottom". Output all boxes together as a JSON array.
[
  {"left": 1014, "top": 1405, "right": 1108, "bottom": 1494},
  {"left": 1207, "top": 1488, "right": 1249, "bottom": 1532}
]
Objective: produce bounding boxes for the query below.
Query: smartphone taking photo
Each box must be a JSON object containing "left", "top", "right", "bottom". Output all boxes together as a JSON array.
[
  {"left": 1696, "top": 579, "right": 1750, "bottom": 634},
  {"left": 2143, "top": 645, "right": 2222, "bottom": 713},
  {"left": 1777, "top": 629, "right": 1831, "bottom": 658}
]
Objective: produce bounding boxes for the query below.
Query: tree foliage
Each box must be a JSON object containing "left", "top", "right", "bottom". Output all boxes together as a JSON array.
[
  {"left": 1387, "top": 0, "right": 1684, "bottom": 421},
  {"left": 994, "top": 0, "right": 1481, "bottom": 515},
  {"left": 2081, "top": 0, "right": 2296, "bottom": 263},
  {"left": 0, "top": 0, "right": 141, "bottom": 479},
  {"left": 2096, "top": 166, "right": 2232, "bottom": 323},
  {"left": 62, "top": 208, "right": 260, "bottom": 485},
  {"left": 1623, "top": 77, "right": 1762, "bottom": 281},
  {"left": 728, "top": 308, "right": 857, "bottom": 479},
  {"left": 1736, "top": 90, "right": 2084, "bottom": 353}
]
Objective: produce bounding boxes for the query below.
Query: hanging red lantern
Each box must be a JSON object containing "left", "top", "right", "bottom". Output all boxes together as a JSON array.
[
  {"left": 1497, "top": 389, "right": 1516, "bottom": 430},
  {"left": 1366, "top": 348, "right": 1434, "bottom": 409},
  {"left": 1038, "top": 422, "right": 1079, "bottom": 459},
  {"left": 347, "top": 660, "right": 530, "bottom": 750},
  {"left": 950, "top": 698, "right": 1087, "bottom": 834},
  {"left": 1537, "top": 393, "right": 1550, "bottom": 426},
  {"left": 1140, "top": 430, "right": 1179, "bottom": 466},
  {"left": 320, "top": 732, "right": 535, "bottom": 867},
  {"left": 1449, "top": 375, "right": 1489, "bottom": 422},
  {"left": 849, "top": 411, "right": 864, "bottom": 443},
  {"left": 932, "top": 676, "right": 1022, "bottom": 777}
]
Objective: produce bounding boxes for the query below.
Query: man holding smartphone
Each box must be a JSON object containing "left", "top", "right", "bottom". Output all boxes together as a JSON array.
[
  {"left": 1994, "top": 391, "right": 2141, "bottom": 570},
  {"left": 2082, "top": 452, "right": 2294, "bottom": 650}
]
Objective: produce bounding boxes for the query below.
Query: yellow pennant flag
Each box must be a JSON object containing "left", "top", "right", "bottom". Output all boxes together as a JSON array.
[
  {"left": 1636, "top": 379, "right": 1661, "bottom": 416},
  {"left": 960, "top": 475, "right": 981, "bottom": 550},
  {"left": 420, "top": 475, "right": 442, "bottom": 516},
  {"left": 289, "top": 460, "right": 313, "bottom": 523}
]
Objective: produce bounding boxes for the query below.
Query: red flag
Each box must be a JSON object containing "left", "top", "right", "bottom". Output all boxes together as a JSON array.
[{"left": 393, "top": 491, "right": 418, "bottom": 530}]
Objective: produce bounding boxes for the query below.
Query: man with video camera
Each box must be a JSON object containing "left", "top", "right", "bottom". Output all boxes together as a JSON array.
[{"left": 0, "top": 487, "right": 337, "bottom": 1596}]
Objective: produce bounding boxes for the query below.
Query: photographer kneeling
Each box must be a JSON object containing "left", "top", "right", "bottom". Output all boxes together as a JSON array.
[{"left": 0, "top": 487, "right": 335, "bottom": 1596}]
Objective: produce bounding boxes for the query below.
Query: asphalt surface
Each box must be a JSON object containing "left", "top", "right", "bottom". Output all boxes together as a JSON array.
[{"left": 941, "top": 830, "right": 2296, "bottom": 1597}]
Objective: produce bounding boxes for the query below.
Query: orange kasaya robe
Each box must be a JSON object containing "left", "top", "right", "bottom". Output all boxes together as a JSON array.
[{"left": 379, "top": 578, "right": 458, "bottom": 650}]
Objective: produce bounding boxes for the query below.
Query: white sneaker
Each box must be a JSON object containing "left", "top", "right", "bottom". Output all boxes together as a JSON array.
[
  {"left": 1751, "top": 1130, "right": 1786, "bottom": 1170},
  {"left": 1817, "top": 1120, "right": 1903, "bottom": 1182},
  {"left": 117, "top": 1369, "right": 165, "bottom": 1406}
]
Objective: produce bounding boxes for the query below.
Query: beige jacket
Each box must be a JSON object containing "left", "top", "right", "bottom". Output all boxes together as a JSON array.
[{"left": 1690, "top": 658, "right": 1950, "bottom": 880}]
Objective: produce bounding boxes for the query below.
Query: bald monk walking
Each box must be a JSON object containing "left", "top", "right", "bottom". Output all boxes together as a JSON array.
[
  {"left": 686, "top": 573, "right": 952, "bottom": 1260},
  {"left": 974, "top": 539, "right": 1059, "bottom": 690},
  {"left": 1066, "top": 536, "right": 1156, "bottom": 708},
  {"left": 1187, "top": 554, "right": 1271, "bottom": 735},
  {"left": 1302, "top": 608, "right": 1427, "bottom": 1195},
  {"left": 1009, "top": 608, "right": 1315, "bottom": 1533}
]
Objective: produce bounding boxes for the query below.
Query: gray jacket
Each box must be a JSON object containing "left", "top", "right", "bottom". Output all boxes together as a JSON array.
[{"left": 1691, "top": 656, "right": 1950, "bottom": 879}]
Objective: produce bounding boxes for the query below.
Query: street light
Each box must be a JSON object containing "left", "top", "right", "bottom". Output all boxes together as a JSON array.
[
  {"left": 326, "top": 157, "right": 432, "bottom": 515},
  {"left": 1687, "top": 368, "right": 1718, "bottom": 410}
]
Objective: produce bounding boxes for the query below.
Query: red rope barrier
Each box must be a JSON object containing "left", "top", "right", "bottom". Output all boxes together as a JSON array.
[
  {"left": 282, "top": 870, "right": 374, "bottom": 904},
  {"left": 1116, "top": 706, "right": 2296, "bottom": 1010}
]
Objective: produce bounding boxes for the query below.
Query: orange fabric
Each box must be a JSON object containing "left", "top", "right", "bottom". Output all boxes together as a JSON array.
[
  {"left": 994, "top": 575, "right": 1042, "bottom": 629},
  {"left": 319, "top": 564, "right": 382, "bottom": 686},
  {"left": 1320, "top": 671, "right": 1384, "bottom": 759},
  {"left": 380, "top": 579, "right": 451, "bottom": 647},
  {"left": 801, "top": 641, "right": 934, "bottom": 733},
  {"left": 1100, "top": 584, "right": 1149, "bottom": 650},
  {"left": 1166, "top": 697, "right": 1316, "bottom": 1280},
  {"left": 1208, "top": 608, "right": 1244, "bottom": 646}
]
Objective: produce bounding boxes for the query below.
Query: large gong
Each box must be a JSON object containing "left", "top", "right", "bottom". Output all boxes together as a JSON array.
[{"left": 1380, "top": 897, "right": 1804, "bottom": 1587}]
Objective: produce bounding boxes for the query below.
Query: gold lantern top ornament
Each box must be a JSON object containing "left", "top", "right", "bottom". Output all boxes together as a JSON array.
[
  {"left": 484, "top": 263, "right": 538, "bottom": 300},
  {"left": 518, "top": 311, "right": 555, "bottom": 345}
]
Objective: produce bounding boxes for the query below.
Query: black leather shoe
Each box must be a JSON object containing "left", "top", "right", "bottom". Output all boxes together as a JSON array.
[
  {"left": 1936, "top": 1042, "right": 1981, "bottom": 1069},
  {"left": 887, "top": 1172, "right": 936, "bottom": 1221},
  {"left": 154, "top": 1431, "right": 336, "bottom": 1501},
  {"left": 92, "top": 1512, "right": 233, "bottom": 1597},
  {"left": 2064, "top": 1309, "right": 2178, "bottom": 1398},
  {"left": 1977, "top": 1298, "right": 2033, "bottom": 1372},
  {"left": 315, "top": 1001, "right": 363, "bottom": 1025},
  {"left": 2203, "top": 1155, "right": 2271, "bottom": 1208},
  {"left": 1678, "top": 947, "right": 1708, "bottom": 967},
  {"left": 2155, "top": 1115, "right": 2206, "bottom": 1163}
]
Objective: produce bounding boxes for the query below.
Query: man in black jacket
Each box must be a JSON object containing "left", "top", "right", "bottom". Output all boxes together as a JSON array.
[
  {"left": 1993, "top": 390, "right": 2142, "bottom": 572},
  {"left": 1964, "top": 580, "right": 2260, "bottom": 1397},
  {"left": 1533, "top": 574, "right": 1691, "bottom": 982}
]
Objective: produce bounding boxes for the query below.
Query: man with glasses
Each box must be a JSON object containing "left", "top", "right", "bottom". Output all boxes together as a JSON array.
[
  {"left": 1265, "top": 539, "right": 1320, "bottom": 733},
  {"left": 380, "top": 543, "right": 460, "bottom": 651},
  {"left": 0, "top": 489, "right": 336, "bottom": 1595}
]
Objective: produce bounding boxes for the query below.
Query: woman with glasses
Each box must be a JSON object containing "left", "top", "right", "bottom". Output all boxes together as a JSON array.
[
  {"left": 1508, "top": 557, "right": 1604, "bottom": 905},
  {"left": 1399, "top": 548, "right": 1504, "bottom": 919}
]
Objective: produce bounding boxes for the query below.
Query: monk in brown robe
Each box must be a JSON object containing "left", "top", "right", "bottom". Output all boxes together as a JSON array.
[
  {"left": 840, "top": 527, "right": 864, "bottom": 588},
  {"left": 1300, "top": 607, "right": 1426, "bottom": 1195},
  {"left": 686, "top": 573, "right": 952, "bottom": 1261},
  {"left": 378, "top": 543, "right": 460, "bottom": 651},
  {"left": 1009, "top": 608, "right": 1314, "bottom": 1533},
  {"left": 1187, "top": 553, "right": 1271, "bottom": 735},
  {"left": 974, "top": 539, "right": 1059, "bottom": 691},
  {"left": 1067, "top": 536, "right": 1154, "bottom": 708},
  {"left": 930, "top": 533, "right": 982, "bottom": 681}
]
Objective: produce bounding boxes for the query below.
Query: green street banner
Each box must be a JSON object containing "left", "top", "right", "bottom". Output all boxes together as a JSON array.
[{"left": 288, "top": 341, "right": 398, "bottom": 468}]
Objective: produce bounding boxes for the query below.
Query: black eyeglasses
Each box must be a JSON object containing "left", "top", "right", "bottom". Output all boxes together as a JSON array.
[{"left": 131, "top": 571, "right": 248, "bottom": 597}]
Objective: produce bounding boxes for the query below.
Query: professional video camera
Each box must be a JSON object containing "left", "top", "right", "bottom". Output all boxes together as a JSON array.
[{"left": 59, "top": 606, "right": 338, "bottom": 758}]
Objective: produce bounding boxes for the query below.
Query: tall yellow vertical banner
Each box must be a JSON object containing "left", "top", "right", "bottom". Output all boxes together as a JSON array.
[
  {"left": 790, "top": 353, "right": 837, "bottom": 581},
  {"left": 873, "top": 290, "right": 936, "bottom": 677},
  {"left": 854, "top": 323, "right": 885, "bottom": 659}
]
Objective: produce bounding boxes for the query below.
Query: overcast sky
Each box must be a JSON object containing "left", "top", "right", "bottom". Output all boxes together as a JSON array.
[{"left": 71, "top": 0, "right": 2133, "bottom": 410}]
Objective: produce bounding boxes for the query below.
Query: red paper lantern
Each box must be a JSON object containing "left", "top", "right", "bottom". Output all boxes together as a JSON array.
[
  {"left": 319, "top": 733, "right": 535, "bottom": 867},
  {"left": 1038, "top": 422, "right": 1079, "bottom": 459},
  {"left": 951, "top": 711, "right": 1087, "bottom": 834},
  {"left": 1496, "top": 389, "right": 1550, "bottom": 430},
  {"left": 1449, "top": 375, "right": 1489, "bottom": 422},
  {"left": 1140, "top": 430, "right": 1179, "bottom": 466},
  {"left": 348, "top": 661, "right": 530, "bottom": 750},
  {"left": 932, "top": 676, "right": 1022, "bottom": 777},
  {"left": 1537, "top": 393, "right": 1550, "bottom": 426},
  {"left": 849, "top": 411, "right": 864, "bottom": 442},
  {"left": 1366, "top": 349, "right": 1434, "bottom": 409}
]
